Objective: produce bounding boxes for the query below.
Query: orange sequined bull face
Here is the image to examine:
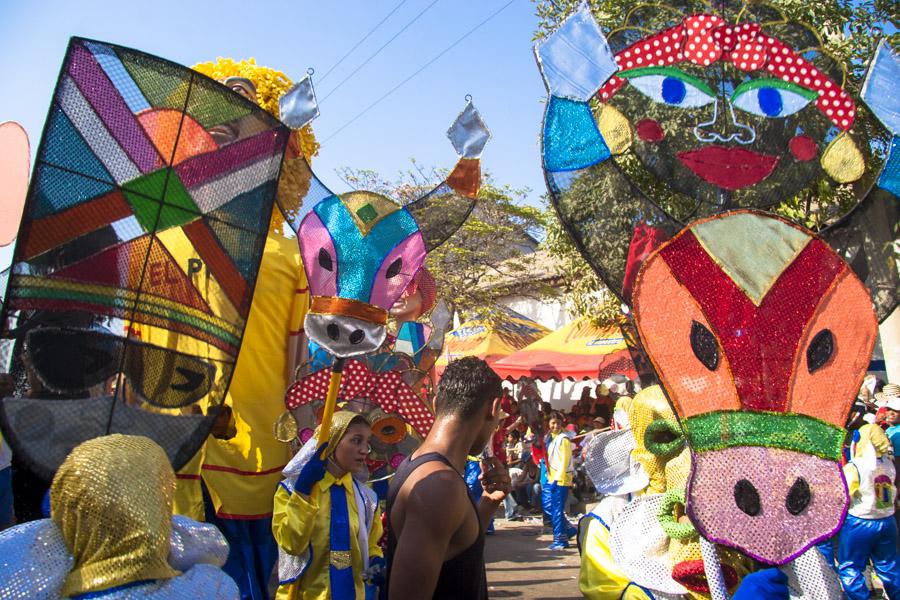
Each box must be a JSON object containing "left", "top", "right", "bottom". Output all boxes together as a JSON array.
[{"left": 633, "top": 210, "right": 877, "bottom": 565}]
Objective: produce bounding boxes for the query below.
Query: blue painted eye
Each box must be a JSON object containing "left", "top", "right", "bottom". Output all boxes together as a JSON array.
[
  {"left": 662, "top": 77, "right": 686, "bottom": 104},
  {"left": 621, "top": 67, "right": 714, "bottom": 109},
  {"left": 732, "top": 80, "right": 817, "bottom": 118}
]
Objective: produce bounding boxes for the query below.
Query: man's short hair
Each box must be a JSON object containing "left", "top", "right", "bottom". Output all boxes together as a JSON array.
[
  {"left": 435, "top": 357, "right": 502, "bottom": 419},
  {"left": 548, "top": 411, "right": 565, "bottom": 423}
]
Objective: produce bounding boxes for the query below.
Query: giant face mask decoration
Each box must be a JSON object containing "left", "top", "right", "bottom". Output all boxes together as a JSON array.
[
  {"left": 632, "top": 211, "right": 877, "bottom": 564},
  {"left": 537, "top": 3, "right": 897, "bottom": 569},
  {"left": 537, "top": 2, "right": 898, "bottom": 320},
  {"left": 298, "top": 101, "right": 489, "bottom": 359}
]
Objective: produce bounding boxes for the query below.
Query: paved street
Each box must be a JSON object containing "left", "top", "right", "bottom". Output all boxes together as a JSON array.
[{"left": 485, "top": 517, "right": 583, "bottom": 600}]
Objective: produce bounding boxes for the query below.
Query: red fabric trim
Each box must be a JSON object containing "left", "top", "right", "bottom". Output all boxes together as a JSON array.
[
  {"left": 623, "top": 222, "right": 671, "bottom": 302},
  {"left": 183, "top": 220, "right": 248, "bottom": 312},
  {"left": 659, "top": 231, "right": 844, "bottom": 412},
  {"left": 202, "top": 463, "right": 286, "bottom": 476},
  {"left": 491, "top": 349, "right": 636, "bottom": 382},
  {"left": 215, "top": 511, "right": 274, "bottom": 520},
  {"left": 176, "top": 473, "right": 201, "bottom": 480}
]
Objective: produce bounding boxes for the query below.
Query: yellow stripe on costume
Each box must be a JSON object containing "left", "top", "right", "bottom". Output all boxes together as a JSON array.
[{"left": 579, "top": 515, "right": 653, "bottom": 600}]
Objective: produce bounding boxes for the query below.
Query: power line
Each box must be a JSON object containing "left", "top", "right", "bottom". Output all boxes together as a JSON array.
[
  {"left": 317, "top": 0, "right": 410, "bottom": 85},
  {"left": 323, "top": 0, "right": 516, "bottom": 144},
  {"left": 320, "top": 0, "right": 441, "bottom": 103}
]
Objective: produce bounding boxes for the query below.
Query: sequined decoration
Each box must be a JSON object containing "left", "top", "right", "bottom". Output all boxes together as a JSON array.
[
  {"left": 0, "top": 519, "right": 73, "bottom": 600},
  {"left": 279, "top": 71, "right": 320, "bottom": 130},
  {"left": 51, "top": 434, "right": 179, "bottom": 597},
  {"left": 878, "top": 136, "right": 900, "bottom": 197},
  {"left": 168, "top": 515, "right": 230, "bottom": 572},
  {"left": 861, "top": 40, "right": 900, "bottom": 135},
  {"left": 535, "top": 3, "right": 618, "bottom": 102},
  {"left": 543, "top": 96, "right": 610, "bottom": 171},
  {"left": 633, "top": 211, "right": 877, "bottom": 565}
]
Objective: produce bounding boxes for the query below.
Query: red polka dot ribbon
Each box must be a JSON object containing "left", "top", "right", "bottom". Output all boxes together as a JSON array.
[
  {"left": 597, "top": 14, "right": 855, "bottom": 130},
  {"left": 284, "top": 359, "right": 434, "bottom": 436}
]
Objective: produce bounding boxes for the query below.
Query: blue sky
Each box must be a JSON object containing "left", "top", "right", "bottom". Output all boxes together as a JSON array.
[{"left": 0, "top": 1, "right": 548, "bottom": 268}]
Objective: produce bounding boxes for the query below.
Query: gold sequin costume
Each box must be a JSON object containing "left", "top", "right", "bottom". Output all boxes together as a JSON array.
[{"left": 0, "top": 434, "right": 237, "bottom": 599}]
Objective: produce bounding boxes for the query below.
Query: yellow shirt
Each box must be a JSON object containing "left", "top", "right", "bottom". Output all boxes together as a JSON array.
[
  {"left": 173, "top": 446, "right": 205, "bottom": 521},
  {"left": 548, "top": 432, "right": 574, "bottom": 487},
  {"left": 272, "top": 472, "right": 383, "bottom": 600},
  {"left": 579, "top": 514, "right": 653, "bottom": 600},
  {"left": 203, "top": 228, "right": 309, "bottom": 518},
  {"left": 124, "top": 218, "right": 309, "bottom": 518}
]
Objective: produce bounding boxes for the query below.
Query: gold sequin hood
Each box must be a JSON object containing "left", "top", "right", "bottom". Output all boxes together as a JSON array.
[{"left": 51, "top": 434, "right": 179, "bottom": 596}]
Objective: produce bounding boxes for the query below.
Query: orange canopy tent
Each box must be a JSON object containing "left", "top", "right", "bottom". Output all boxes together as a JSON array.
[
  {"left": 435, "top": 308, "right": 550, "bottom": 375},
  {"left": 491, "top": 317, "right": 636, "bottom": 382}
]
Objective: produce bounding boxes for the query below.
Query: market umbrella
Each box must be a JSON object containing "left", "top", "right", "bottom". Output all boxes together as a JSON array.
[
  {"left": 492, "top": 317, "right": 636, "bottom": 382},
  {"left": 435, "top": 308, "right": 550, "bottom": 375}
]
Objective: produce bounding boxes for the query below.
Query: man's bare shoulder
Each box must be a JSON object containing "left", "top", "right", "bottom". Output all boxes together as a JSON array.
[{"left": 397, "top": 461, "right": 468, "bottom": 525}]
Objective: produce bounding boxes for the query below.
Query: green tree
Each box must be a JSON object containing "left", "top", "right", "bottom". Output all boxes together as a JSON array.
[
  {"left": 535, "top": 0, "right": 898, "bottom": 325},
  {"left": 337, "top": 163, "right": 546, "bottom": 320}
]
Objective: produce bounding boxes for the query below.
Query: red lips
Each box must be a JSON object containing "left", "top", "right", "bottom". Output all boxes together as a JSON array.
[
  {"left": 672, "top": 560, "right": 739, "bottom": 593},
  {"left": 677, "top": 145, "right": 779, "bottom": 190}
]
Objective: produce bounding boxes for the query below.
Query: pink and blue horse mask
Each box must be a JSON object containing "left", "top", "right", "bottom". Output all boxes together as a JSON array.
[{"left": 299, "top": 102, "right": 490, "bottom": 358}]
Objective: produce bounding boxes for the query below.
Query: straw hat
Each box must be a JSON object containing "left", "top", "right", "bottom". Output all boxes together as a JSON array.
[{"left": 875, "top": 383, "right": 900, "bottom": 410}]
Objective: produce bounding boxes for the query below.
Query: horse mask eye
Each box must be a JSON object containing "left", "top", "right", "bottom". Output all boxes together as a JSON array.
[
  {"left": 385, "top": 258, "right": 403, "bottom": 279},
  {"left": 806, "top": 329, "right": 834, "bottom": 373},
  {"left": 690, "top": 320, "right": 719, "bottom": 371},
  {"left": 318, "top": 248, "right": 333, "bottom": 272}
]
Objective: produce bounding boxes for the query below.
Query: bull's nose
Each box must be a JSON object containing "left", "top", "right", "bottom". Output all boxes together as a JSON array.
[
  {"left": 349, "top": 329, "right": 365, "bottom": 345},
  {"left": 326, "top": 324, "right": 340, "bottom": 341}
]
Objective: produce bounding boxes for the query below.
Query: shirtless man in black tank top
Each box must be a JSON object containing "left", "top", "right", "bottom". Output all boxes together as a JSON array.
[{"left": 387, "top": 357, "right": 511, "bottom": 600}]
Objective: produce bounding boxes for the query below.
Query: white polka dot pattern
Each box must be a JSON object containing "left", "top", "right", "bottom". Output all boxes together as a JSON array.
[
  {"left": 596, "top": 14, "right": 855, "bottom": 130},
  {"left": 283, "top": 359, "right": 434, "bottom": 437}
]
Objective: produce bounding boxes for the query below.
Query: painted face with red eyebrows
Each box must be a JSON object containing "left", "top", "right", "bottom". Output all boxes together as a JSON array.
[{"left": 596, "top": 13, "right": 859, "bottom": 211}]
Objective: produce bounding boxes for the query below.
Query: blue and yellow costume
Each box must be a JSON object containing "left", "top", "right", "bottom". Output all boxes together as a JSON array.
[
  {"left": 273, "top": 411, "right": 383, "bottom": 600},
  {"left": 541, "top": 430, "right": 576, "bottom": 548},
  {"left": 837, "top": 424, "right": 900, "bottom": 600}
]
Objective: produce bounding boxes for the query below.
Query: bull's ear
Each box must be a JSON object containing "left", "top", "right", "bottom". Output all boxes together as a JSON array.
[
  {"left": 820, "top": 188, "right": 899, "bottom": 323},
  {"left": 406, "top": 100, "right": 490, "bottom": 251},
  {"left": 406, "top": 184, "right": 477, "bottom": 252}
]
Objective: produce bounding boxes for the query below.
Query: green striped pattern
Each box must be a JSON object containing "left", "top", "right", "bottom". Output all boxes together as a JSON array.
[{"left": 12, "top": 276, "right": 241, "bottom": 348}]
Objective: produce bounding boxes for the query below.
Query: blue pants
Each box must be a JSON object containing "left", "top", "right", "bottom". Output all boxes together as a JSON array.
[
  {"left": 0, "top": 467, "right": 12, "bottom": 529},
  {"left": 541, "top": 482, "right": 576, "bottom": 545},
  {"left": 203, "top": 486, "right": 277, "bottom": 600},
  {"left": 838, "top": 514, "right": 900, "bottom": 600}
]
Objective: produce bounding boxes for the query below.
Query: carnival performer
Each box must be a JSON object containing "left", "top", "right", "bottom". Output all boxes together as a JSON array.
[
  {"left": 837, "top": 424, "right": 900, "bottom": 599},
  {"left": 542, "top": 410, "right": 577, "bottom": 550},
  {"left": 272, "top": 410, "right": 383, "bottom": 600},
  {"left": 0, "top": 434, "right": 237, "bottom": 599},
  {"left": 184, "top": 59, "right": 313, "bottom": 600}
]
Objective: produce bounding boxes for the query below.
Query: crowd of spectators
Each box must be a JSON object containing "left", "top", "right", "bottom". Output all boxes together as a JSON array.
[{"left": 496, "top": 377, "right": 638, "bottom": 522}]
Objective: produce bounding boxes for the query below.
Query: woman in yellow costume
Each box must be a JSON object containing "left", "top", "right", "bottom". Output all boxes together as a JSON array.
[{"left": 273, "top": 410, "right": 384, "bottom": 600}]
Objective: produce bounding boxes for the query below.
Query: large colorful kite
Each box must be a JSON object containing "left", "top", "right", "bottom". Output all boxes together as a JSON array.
[{"left": 0, "top": 38, "right": 291, "bottom": 479}]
